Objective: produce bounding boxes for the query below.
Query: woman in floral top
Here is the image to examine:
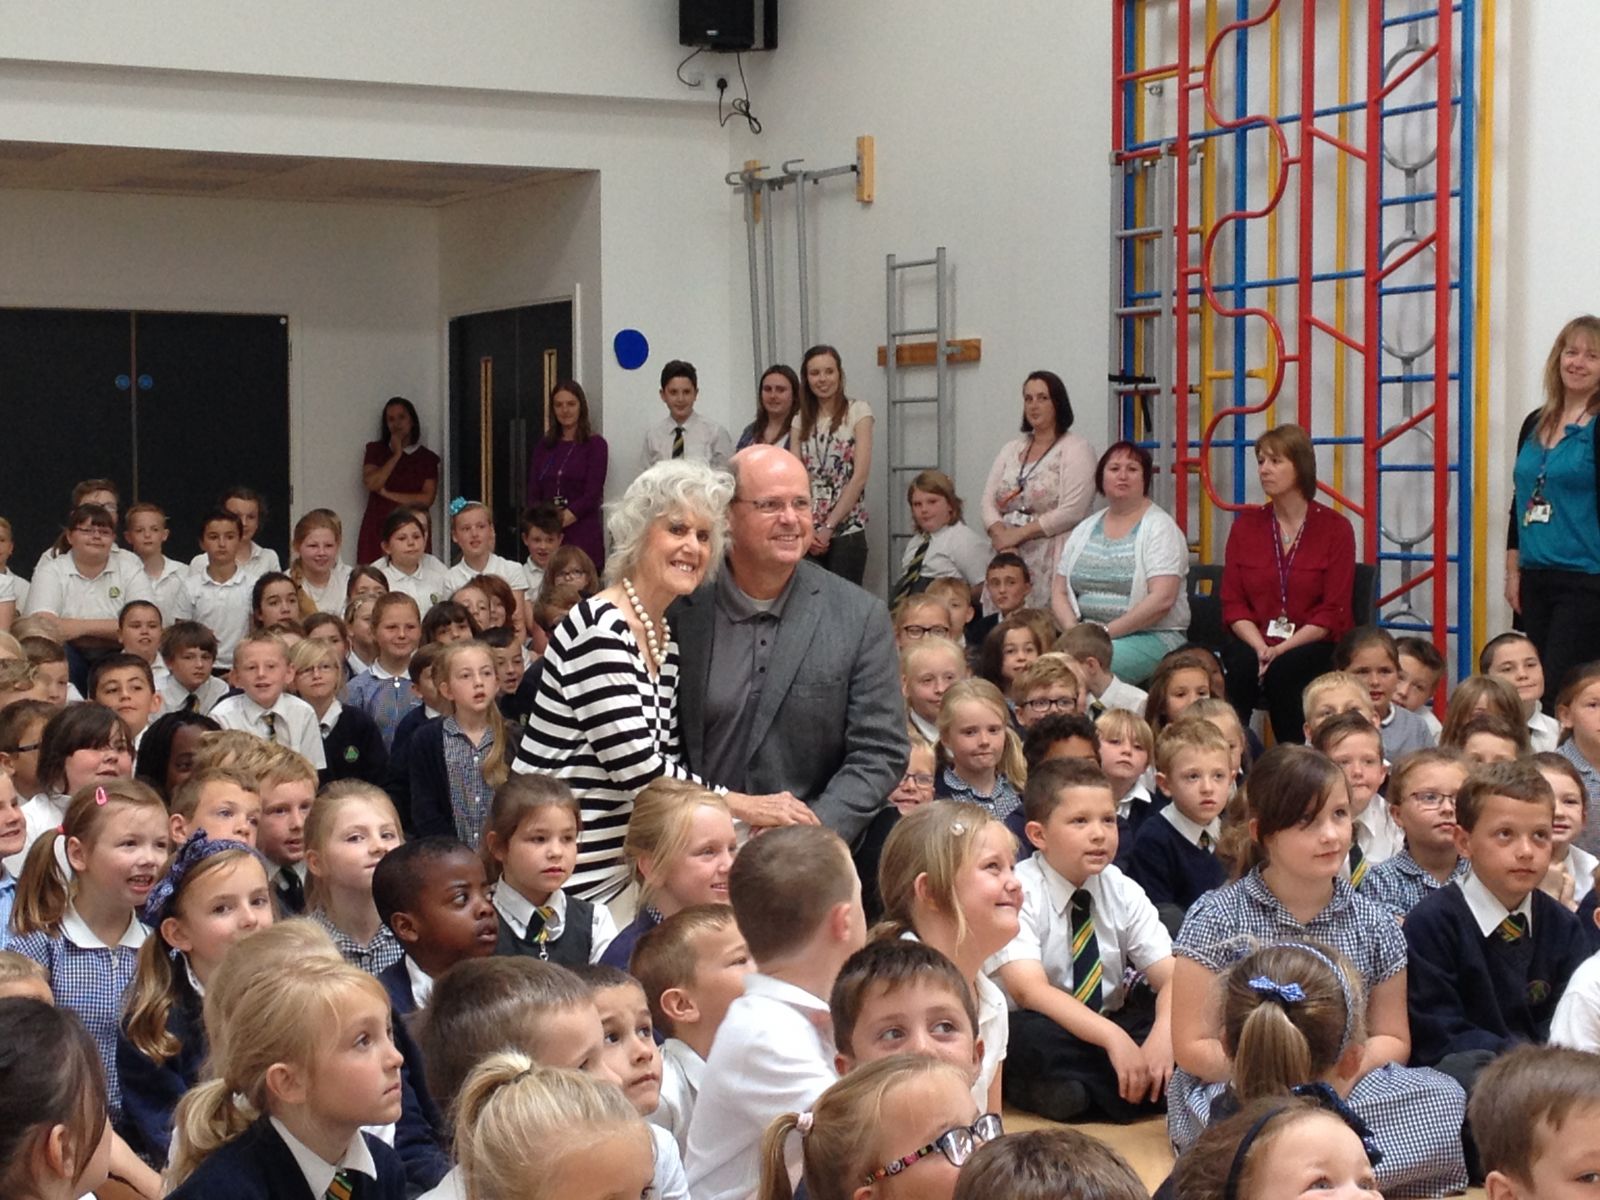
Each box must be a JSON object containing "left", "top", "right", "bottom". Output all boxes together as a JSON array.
[{"left": 795, "top": 344, "right": 875, "bottom": 585}]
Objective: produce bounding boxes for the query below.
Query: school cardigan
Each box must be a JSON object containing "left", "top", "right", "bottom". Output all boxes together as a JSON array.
[
  {"left": 1403, "top": 881, "right": 1591, "bottom": 1065},
  {"left": 1220, "top": 501, "right": 1355, "bottom": 641},
  {"left": 168, "top": 1117, "right": 407, "bottom": 1200},
  {"left": 320, "top": 703, "right": 389, "bottom": 787},
  {"left": 1506, "top": 407, "right": 1600, "bottom": 552},
  {"left": 373, "top": 961, "right": 451, "bottom": 1193},
  {"left": 1126, "top": 809, "right": 1226, "bottom": 917},
  {"left": 600, "top": 906, "right": 664, "bottom": 971},
  {"left": 115, "top": 969, "right": 207, "bottom": 1166}
]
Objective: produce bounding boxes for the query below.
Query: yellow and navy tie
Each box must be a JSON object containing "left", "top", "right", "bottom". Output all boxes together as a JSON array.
[
  {"left": 1199, "top": 830, "right": 1214, "bottom": 853},
  {"left": 1497, "top": 913, "right": 1529, "bottom": 943},
  {"left": 531, "top": 904, "right": 558, "bottom": 960},
  {"left": 262, "top": 711, "right": 279, "bottom": 744},
  {"left": 182, "top": 692, "right": 198, "bottom": 713},
  {"left": 326, "top": 1170, "right": 353, "bottom": 1200},
  {"left": 891, "top": 535, "right": 931, "bottom": 606},
  {"left": 1069, "top": 890, "right": 1103, "bottom": 1012},
  {"left": 1348, "top": 843, "right": 1368, "bottom": 889},
  {"left": 672, "top": 425, "right": 685, "bottom": 458}
]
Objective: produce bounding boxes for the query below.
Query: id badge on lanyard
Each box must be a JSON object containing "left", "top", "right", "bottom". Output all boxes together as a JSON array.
[{"left": 1271, "top": 512, "right": 1305, "bottom": 641}]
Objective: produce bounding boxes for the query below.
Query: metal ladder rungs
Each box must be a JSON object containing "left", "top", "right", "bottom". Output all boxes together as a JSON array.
[
  {"left": 890, "top": 326, "right": 939, "bottom": 338},
  {"left": 891, "top": 257, "right": 939, "bottom": 270},
  {"left": 1114, "top": 305, "right": 1163, "bottom": 318},
  {"left": 890, "top": 395, "right": 939, "bottom": 405}
]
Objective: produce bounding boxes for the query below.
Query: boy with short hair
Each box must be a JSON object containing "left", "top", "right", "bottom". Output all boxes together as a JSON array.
[
  {"left": 644, "top": 359, "right": 733, "bottom": 469},
  {"left": 117, "top": 600, "right": 166, "bottom": 687},
  {"left": 1395, "top": 635, "right": 1446, "bottom": 738},
  {"left": 1404, "top": 760, "right": 1591, "bottom": 1092},
  {"left": 1468, "top": 1044, "right": 1600, "bottom": 1200},
  {"left": 157, "top": 620, "right": 227, "bottom": 715},
  {"left": 173, "top": 509, "right": 252, "bottom": 670},
  {"left": 829, "top": 937, "right": 981, "bottom": 1078},
  {"left": 924, "top": 576, "right": 978, "bottom": 653},
  {"left": 969, "top": 553, "right": 1032, "bottom": 649},
  {"left": 89, "top": 652, "right": 162, "bottom": 746},
  {"left": 1011, "top": 655, "right": 1087, "bottom": 731},
  {"left": 483, "top": 626, "right": 538, "bottom": 728},
  {"left": 631, "top": 905, "right": 755, "bottom": 1156},
  {"left": 1361, "top": 747, "right": 1470, "bottom": 919},
  {"left": 255, "top": 745, "right": 318, "bottom": 914},
  {"left": 1127, "top": 717, "right": 1231, "bottom": 933},
  {"left": 167, "top": 765, "right": 261, "bottom": 846},
  {"left": 1022, "top": 714, "right": 1101, "bottom": 775},
  {"left": 123, "top": 502, "right": 186, "bottom": 623},
  {"left": 0, "top": 660, "right": 45, "bottom": 709},
  {"left": 1302, "top": 669, "right": 1377, "bottom": 740},
  {"left": 1481, "top": 631, "right": 1561, "bottom": 753},
  {"left": 1057, "top": 624, "right": 1148, "bottom": 716},
  {"left": 0, "top": 699, "right": 50, "bottom": 804},
  {"left": 210, "top": 631, "right": 326, "bottom": 769},
  {"left": 994, "top": 758, "right": 1175, "bottom": 1123},
  {"left": 19, "top": 636, "right": 70, "bottom": 707},
  {"left": 518, "top": 502, "right": 564, "bottom": 597},
  {"left": 685, "top": 825, "right": 867, "bottom": 1200},
  {"left": 1095, "top": 708, "right": 1156, "bottom": 855},
  {"left": 372, "top": 835, "right": 499, "bottom": 1014}
]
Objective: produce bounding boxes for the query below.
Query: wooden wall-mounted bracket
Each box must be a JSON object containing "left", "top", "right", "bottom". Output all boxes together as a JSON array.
[
  {"left": 856, "top": 135, "right": 875, "bottom": 203},
  {"left": 876, "top": 337, "right": 982, "bottom": 368}
]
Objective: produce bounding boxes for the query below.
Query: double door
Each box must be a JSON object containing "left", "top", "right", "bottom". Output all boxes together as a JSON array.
[{"left": 0, "top": 308, "right": 291, "bottom": 562}]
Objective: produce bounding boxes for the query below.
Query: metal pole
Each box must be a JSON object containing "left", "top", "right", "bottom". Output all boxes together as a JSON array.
[
  {"left": 742, "top": 177, "right": 763, "bottom": 394},
  {"left": 934, "top": 247, "right": 950, "bottom": 477},
  {"left": 761, "top": 179, "right": 779, "bottom": 369},
  {"left": 794, "top": 169, "right": 812, "bottom": 354},
  {"left": 885, "top": 253, "right": 898, "bottom": 489}
]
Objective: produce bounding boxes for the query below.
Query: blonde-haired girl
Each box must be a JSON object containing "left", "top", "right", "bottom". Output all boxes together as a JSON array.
[
  {"left": 167, "top": 956, "right": 406, "bottom": 1197},
  {"left": 410, "top": 640, "right": 509, "bottom": 845},
  {"left": 453, "top": 1054, "right": 652, "bottom": 1200},
  {"left": 757, "top": 1054, "right": 992, "bottom": 1200},
  {"left": 304, "top": 781, "right": 403, "bottom": 974},
  {"left": 288, "top": 508, "right": 350, "bottom": 617},
  {"left": 934, "top": 679, "right": 1027, "bottom": 826},
  {"left": 875, "top": 801, "right": 1020, "bottom": 1113},
  {"left": 601, "top": 779, "right": 737, "bottom": 968},
  {"left": 117, "top": 835, "right": 272, "bottom": 1165}
]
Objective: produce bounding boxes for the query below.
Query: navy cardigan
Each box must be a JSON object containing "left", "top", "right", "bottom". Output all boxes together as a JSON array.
[
  {"left": 374, "top": 959, "right": 450, "bottom": 1191},
  {"left": 406, "top": 718, "right": 459, "bottom": 839},
  {"left": 115, "top": 970, "right": 207, "bottom": 1166},
  {"left": 167, "top": 1119, "right": 407, "bottom": 1200}
]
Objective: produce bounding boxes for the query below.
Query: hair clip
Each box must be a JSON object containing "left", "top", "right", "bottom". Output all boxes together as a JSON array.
[
  {"left": 796, "top": 1111, "right": 814, "bottom": 1136},
  {"left": 949, "top": 821, "right": 967, "bottom": 836},
  {"left": 1247, "top": 976, "right": 1306, "bottom": 1005},
  {"left": 448, "top": 497, "right": 471, "bottom": 516},
  {"left": 94, "top": 786, "right": 109, "bottom": 807}
]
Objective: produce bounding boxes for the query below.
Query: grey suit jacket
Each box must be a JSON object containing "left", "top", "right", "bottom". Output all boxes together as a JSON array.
[{"left": 671, "top": 559, "right": 909, "bottom": 844}]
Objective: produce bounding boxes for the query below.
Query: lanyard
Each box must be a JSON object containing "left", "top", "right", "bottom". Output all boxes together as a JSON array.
[
  {"left": 1271, "top": 506, "right": 1307, "bottom": 618},
  {"left": 538, "top": 442, "right": 578, "bottom": 494},
  {"left": 1015, "top": 436, "right": 1058, "bottom": 496}
]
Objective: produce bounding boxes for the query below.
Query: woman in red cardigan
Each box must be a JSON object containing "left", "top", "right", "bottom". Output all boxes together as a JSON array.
[{"left": 1220, "top": 423, "right": 1355, "bottom": 743}]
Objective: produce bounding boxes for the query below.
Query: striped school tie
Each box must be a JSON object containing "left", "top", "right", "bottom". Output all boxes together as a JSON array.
[
  {"left": 326, "top": 1170, "right": 353, "bottom": 1200},
  {"left": 891, "top": 535, "right": 931, "bottom": 606},
  {"left": 262, "top": 711, "right": 278, "bottom": 744},
  {"left": 1348, "top": 843, "right": 1368, "bottom": 889},
  {"left": 1069, "top": 890, "right": 1103, "bottom": 1012},
  {"left": 182, "top": 692, "right": 198, "bottom": 713},
  {"left": 1199, "top": 830, "right": 1214, "bottom": 852},
  {"left": 529, "top": 905, "right": 558, "bottom": 960},
  {"left": 672, "top": 425, "right": 685, "bottom": 458},
  {"left": 1497, "top": 913, "right": 1529, "bottom": 943}
]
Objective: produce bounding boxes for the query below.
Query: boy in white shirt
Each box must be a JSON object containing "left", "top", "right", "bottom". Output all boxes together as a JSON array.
[
  {"left": 632, "top": 905, "right": 757, "bottom": 1156},
  {"left": 211, "top": 631, "right": 327, "bottom": 769},
  {"left": 123, "top": 503, "right": 187, "bottom": 623},
  {"left": 684, "top": 826, "right": 867, "bottom": 1200},
  {"left": 1481, "top": 631, "right": 1562, "bottom": 753},
  {"left": 89, "top": 653, "right": 162, "bottom": 749},
  {"left": 157, "top": 621, "right": 228, "bottom": 715},
  {"left": 1058, "top": 623, "right": 1148, "bottom": 716},
  {"left": 116, "top": 600, "right": 167, "bottom": 689},
  {"left": 643, "top": 360, "right": 733, "bottom": 469},
  {"left": 173, "top": 510, "right": 253, "bottom": 670},
  {"left": 518, "top": 503, "right": 564, "bottom": 601},
  {"left": 1395, "top": 636, "right": 1446, "bottom": 739},
  {"left": 992, "top": 758, "right": 1175, "bottom": 1124}
]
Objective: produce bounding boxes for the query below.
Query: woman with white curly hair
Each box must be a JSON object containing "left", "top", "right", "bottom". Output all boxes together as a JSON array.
[{"left": 514, "top": 459, "right": 796, "bottom": 904}]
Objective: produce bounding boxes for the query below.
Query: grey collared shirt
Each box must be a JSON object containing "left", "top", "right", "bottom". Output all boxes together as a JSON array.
[{"left": 701, "top": 567, "right": 797, "bottom": 791}]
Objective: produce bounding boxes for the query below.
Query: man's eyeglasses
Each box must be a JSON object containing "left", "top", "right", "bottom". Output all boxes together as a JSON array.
[
  {"left": 1022, "top": 696, "right": 1077, "bottom": 715},
  {"left": 862, "top": 1114, "right": 1003, "bottom": 1184},
  {"left": 901, "top": 624, "right": 951, "bottom": 640},
  {"left": 733, "top": 497, "right": 812, "bottom": 517}
]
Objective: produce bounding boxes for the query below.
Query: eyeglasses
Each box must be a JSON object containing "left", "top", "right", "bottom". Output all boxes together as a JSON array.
[
  {"left": 1405, "top": 790, "right": 1456, "bottom": 810},
  {"left": 901, "top": 624, "right": 952, "bottom": 640},
  {"left": 863, "top": 1114, "right": 1003, "bottom": 1184},
  {"left": 71, "top": 525, "right": 112, "bottom": 538},
  {"left": 554, "top": 569, "right": 588, "bottom": 583},
  {"left": 733, "top": 496, "right": 812, "bottom": 517},
  {"left": 899, "top": 772, "right": 935, "bottom": 789},
  {"left": 302, "top": 663, "right": 339, "bottom": 675},
  {"left": 1023, "top": 696, "right": 1078, "bottom": 715}
]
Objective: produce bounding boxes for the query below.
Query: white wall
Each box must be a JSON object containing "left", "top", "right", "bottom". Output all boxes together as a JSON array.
[
  {"left": 724, "top": 1, "right": 1114, "bottom": 593},
  {"left": 0, "top": 187, "right": 440, "bottom": 553}
]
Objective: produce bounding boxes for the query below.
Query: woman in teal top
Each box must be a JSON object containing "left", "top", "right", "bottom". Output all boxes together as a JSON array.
[{"left": 1507, "top": 315, "right": 1600, "bottom": 709}]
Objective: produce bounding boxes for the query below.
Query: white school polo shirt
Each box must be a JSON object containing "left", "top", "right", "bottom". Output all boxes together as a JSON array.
[
  {"left": 298, "top": 561, "right": 352, "bottom": 616},
  {"left": 24, "top": 551, "right": 154, "bottom": 622},
  {"left": 187, "top": 542, "right": 281, "bottom": 584},
  {"left": 210, "top": 691, "right": 327, "bottom": 769},
  {"left": 371, "top": 555, "right": 450, "bottom": 612},
  {"left": 173, "top": 569, "right": 253, "bottom": 668},
  {"left": 444, "top": 553, "right": 526, "bottom": 595}
]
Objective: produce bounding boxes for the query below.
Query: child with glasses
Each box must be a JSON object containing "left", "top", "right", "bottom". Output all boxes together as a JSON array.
[
  {"left": 893, "top": 595, "right": 954, "bottom": 653},
  {"left": 1009, "top": 654, "right": 1087, "bottom": 731},
  {"left": 1358, "top": 747, "right": 1469, "bottom": 919}
]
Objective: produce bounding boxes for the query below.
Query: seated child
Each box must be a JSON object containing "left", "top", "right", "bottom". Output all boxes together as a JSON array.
[
  {"left": 167, "top": 766, "right": 261, "bottom": 846},
  {"left": 993, "top": 759, "right": 1175, "bottom": 1124},
  {"left": 894, "top": 469, "right": 992, "bottom": 601},
  {"left": 902, "top": 635, "right": 967, "bottom": 744},
  {"left": 924, "top": 575, "right": 978, "bottom": 660},
  {"left": 978, "top": 615, "right": 1046, "bottom": 695},
  {"left": 1022, "top": 715, "right": 1101, "bottom": 776},
  {"left": 0, "top": 698, "right": 50, "bottom": 806},
  {"left": 132, "top": 711, "right": 220, "bottom": 804},
  {"left": 631, "top": 905, "right": 755, "bottom": 1154},
  {"left": 116, "top": 599, "right": 166, "bottom": 684},
  {"left": 969, "top": 552, "right": 1031, "bottom": 649},
  {"left": 305, "top": 780, "right": 405, "bottom": 974},
  {"left": 1467, "top": 1043, "right": 1600, "bottom": 1200},
  {"left": 0, "top": 772, "right": 22, "bottom": 941},
  {"left": 1058, "top": 622, "right": 1148, "bottom": 715},
  {"left": 1359, "top": 747, "right": 1470, "bottom": 919},
  {"left": 20, "top": 635, "right": 70, "bottom": 707},
  {"left": 685, "top": 825, "right": 867, "bottom": 1200},
  {"left": 1301, "top": 669, "right": 1376, "bottom": 741},
  {"left": 1312, "top": 712, "right": 1400, "bottom": 881},
  {"left": 157, "top": 620, "right": 227, "bottom": 716},
  {"left": 1482, "top": 631, "right": 1560, "bottom": 752},
  {"left": 88, "top": 652, "right": 162, "bottom": 748},
  {"left": 484, "top": 774, "right": 616, "bottom": 965},
  {"left": 483, "top": 626, "right": 538, "bottom": 732},
  {"left": 1166, "top": 941, "right": 1467, "bottom": 1197},
  {"left": 1403, "top": 760, "right": 1591, "bottom": 1093},
  {"left": 1534, "top": 751, "right": 1597, "bottom": 909},
  {"left": 892, "top": 731, "right": 938, "bottom": 814},
  {"left": 166, "top": 957, "right": 406, "bottom": 1199},
  {"left": 1096, "top": 707, "right": 1155, "bottom": 850},
  {"left": 1168, "top": 1092, "right": 1385, "bottom": 1200},
  {"left": 1010, "top": 654, "right": 1087, "bottom": 730},
  {"left": 1452, "top": 712, "right": 1528, "bottom": 765},
  {"left": 210, "top": 630, "right": 327, "bottom": 769},
  {"left": 1142, "top": 650, "right": 1214, "bottom": 737},
  {"left": 256, "top": 745, "right": 318, "bottom": 914},
  {"left": 933, "top": 679, "right": 1026, "bottom": 826},
  {"left": 372, "top": 835, "right": 498, "bottom": 1015},
  {"left": 605, "top": 780, "right": 736, "bottom": 968},
  {"left": 443, "top": 499, "right": 526, "bottom": 604},
  {"left": 1557, "top": 662, "right": 1600, "bottom": 836},
  {"left": 1127, "top": 718, "right": 1231, "bottom": 933},
  {"left": 829, "top": 938, "right": 982, "bottom": 1081},
  {"left": 518, "top": 501, "right": 564, "bottom": 603},
  {"left": 1187, "top": 697, "right": 1250, "bottom": 785},
  {"left": 0, "top": 658, "right": 46, "bottom": 709},
  {"left": 288, "top": 635, "right": 387, "bottom": 787},
  {"left": 1395, "top": 635, "right": 1446, "bottom": 736},
  {"left": 755, "top": 1055, "right": 986, "bottom": 1200},
  {"left": 173, "top": 508, "right": 254, "bottom": 671},
  {"left": 347, "top": 591, "right": 424, "bottom": 750},
  {"left": 1440, "top": 675, "right": 1527, "bottom": 751},
  {"left": 955, "top": 1128, "right": 1147, "bottom": 1200},
  {"left": 116, "top": 834, "right": 271, "bottom": 1166},
  {"left": 1334, "top": 625, "right": 1436, "bottom": 760},
  {"left": 894, "top": 595, "right": 956, "bottom": 652}
]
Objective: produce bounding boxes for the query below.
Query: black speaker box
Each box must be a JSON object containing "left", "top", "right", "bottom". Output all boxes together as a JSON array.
[{"left": 680, "top": 0, "right": 777, "bottom": 51}]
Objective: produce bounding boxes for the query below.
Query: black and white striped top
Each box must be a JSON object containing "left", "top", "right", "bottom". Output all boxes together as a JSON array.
[{"left": 513, "top": 597, "right": 708, "bottom": 902}]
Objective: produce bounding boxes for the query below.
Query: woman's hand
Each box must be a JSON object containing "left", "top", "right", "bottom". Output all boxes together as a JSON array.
[
  {"left": 1256, "top": 642, "right": 1278, "bottom": 679},
  {"left": 1505, "top": 564, "right": 1521, "bottom": 614},
  {"left": 560, "top": 508, "right": 577, "bottom": 528},
  {"left": 989, "top": 523, "right": 1029, "bottom": 553},
  {"left": 809, "top": 525, "right": 833, "bottom": 556},
  {"left": 388, "top": 430, "right": 407, "bottom": 457},
  {"left": 726, "top": 791, "right": 819, "bottom": 827}
]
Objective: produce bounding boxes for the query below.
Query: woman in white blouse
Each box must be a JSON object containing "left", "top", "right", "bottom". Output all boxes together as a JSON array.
[
  {"left": 1050, "top": 441, "right": 1190, "bottom": 684},
  {"left": 980, "top": 371, "right": 1098, "bottom": 608}
]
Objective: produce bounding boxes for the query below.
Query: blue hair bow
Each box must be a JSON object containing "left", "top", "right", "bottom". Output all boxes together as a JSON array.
[
  {"left": 141, "top": 831, "right": 257, "bottom": 930},
  {"left": 448, "top": 496, "right": 471, "bottom": 516},
  {"left": 1247, "top": 975, "right": 1306, "bottom": 1005}
]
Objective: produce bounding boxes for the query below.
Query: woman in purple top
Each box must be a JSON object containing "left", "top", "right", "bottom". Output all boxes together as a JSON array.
[
  {"left": 359, "top": 396, "right": 440, "bottom": 565},
  {"left": 527, "top": 380, "right": 609, "bottom": 568}
]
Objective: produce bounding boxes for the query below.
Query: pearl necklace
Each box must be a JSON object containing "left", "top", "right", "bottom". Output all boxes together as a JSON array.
[{"left": 621, "top": 578, "right": 671, "bottom": 670}]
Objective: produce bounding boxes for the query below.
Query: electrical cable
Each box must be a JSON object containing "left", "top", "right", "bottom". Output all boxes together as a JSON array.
[
  {"left": 718, "top": 52, "right": 762, "bottom": 134},
  {"left": 676, "top": 46, "right": 705, "bottom": 88}
]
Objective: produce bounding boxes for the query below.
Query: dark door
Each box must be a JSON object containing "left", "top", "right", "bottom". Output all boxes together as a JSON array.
[
  {"left": 133, "top": 311, "right": 291, "bottom": 555},
  {"left": 449, "top": 302, "right": 574, "bottom": 555},
  {"left": 0, "top": 308, "right": 136, "bottom": 564}
]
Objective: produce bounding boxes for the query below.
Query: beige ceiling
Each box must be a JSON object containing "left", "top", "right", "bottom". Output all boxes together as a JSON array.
[{"left": 0, "top": 141, "right": 572, "bottom": 206}]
